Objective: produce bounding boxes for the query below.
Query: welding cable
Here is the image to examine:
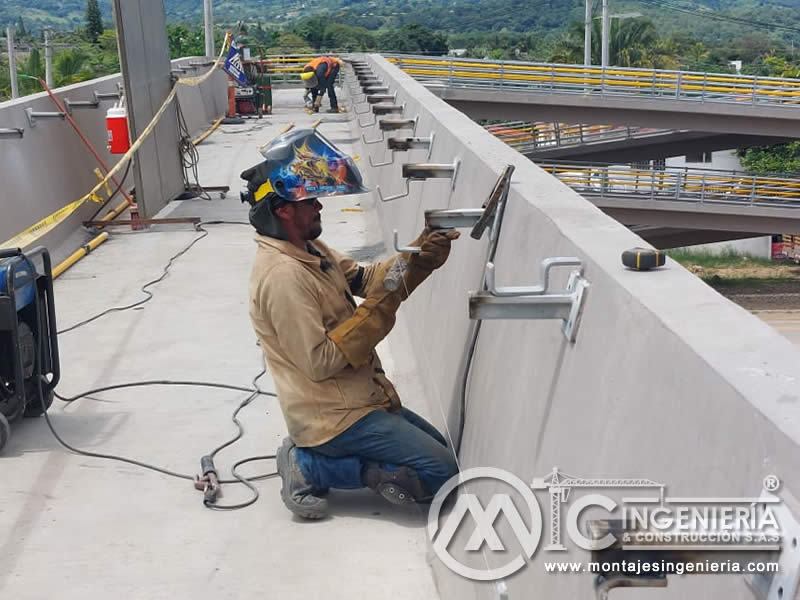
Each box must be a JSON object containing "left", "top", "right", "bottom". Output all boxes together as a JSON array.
[
  {"left": 46, "top": 219, "right": 279, "bottom": 508},
  {"left": 44, "top": 377, "right": 278, "bottom": 504},
  {"left": 57, "top": 225, "right": 208, "bottom": 334},
  {"left": 57, "top": 221, "right": 250, "bottom": 334},
  {"left": 86, "top": 159, "right": 133, "bottom": 223}
]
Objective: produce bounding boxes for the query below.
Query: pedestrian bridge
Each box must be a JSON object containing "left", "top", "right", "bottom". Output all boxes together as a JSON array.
[
  {"left": 485, "top": 120, "right": 789, "bottom": 162},
  {"left": 388, "top": 55, "right": 800, "bottom": 137}
]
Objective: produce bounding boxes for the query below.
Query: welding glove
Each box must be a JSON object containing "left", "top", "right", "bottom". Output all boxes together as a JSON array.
[{"left": 329, "top": 229, "right": 460, "bottom": 367}]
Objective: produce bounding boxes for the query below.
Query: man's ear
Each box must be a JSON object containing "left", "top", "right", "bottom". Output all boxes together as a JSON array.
[{"left": 274, "top": 204, "right": 293, "bottom": 220}]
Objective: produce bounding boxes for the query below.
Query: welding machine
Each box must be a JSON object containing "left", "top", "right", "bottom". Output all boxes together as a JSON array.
[{"left": 0, "top": 247, "right": 60, "bottom": 452}]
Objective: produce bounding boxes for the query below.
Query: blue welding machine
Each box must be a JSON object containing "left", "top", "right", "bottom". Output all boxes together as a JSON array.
[{"left": 0, "top": 247, "right": 60, "bottom": 451}]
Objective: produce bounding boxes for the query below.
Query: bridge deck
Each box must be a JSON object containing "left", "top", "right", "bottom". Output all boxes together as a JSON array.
[{"left": 0, "top": 90, "right": 438, "bottom": 600}]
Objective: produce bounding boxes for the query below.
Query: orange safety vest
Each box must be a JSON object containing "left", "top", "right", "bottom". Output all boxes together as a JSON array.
[{"left": 303, "top": 56, "right": 338, "bottom": 78}]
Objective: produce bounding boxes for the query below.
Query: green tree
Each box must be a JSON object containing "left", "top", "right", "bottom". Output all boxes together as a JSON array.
[
  {"left": 549, "top": 18, "right": 677, "bottom": 68},
  {"left": 17, "top": 17, "right": 27, "bottom": 39},
  {"left": 167, "top": 24, "right": 205, "bottom": 59},
  {"left": 55, "top": 48, "right": 92, "bottom": 86},
  {"left": 737, "top": 142, "right": 800, "bottom": 175},
  {"left": 86, "top": 0, "right": 104, "bottom": 44}
]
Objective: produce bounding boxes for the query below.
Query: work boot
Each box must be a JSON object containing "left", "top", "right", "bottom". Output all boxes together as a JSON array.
[
  {"left": 363, "top": 464, "right": 427, "bottom": 506},
  {"left": 326, "top": 107, "right": 339, "bottom": 113},
  {"left": 276, "top": 438, "right": 328, "bottom": 519}
]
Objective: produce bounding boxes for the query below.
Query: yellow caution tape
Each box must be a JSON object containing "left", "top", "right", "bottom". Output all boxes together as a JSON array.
[
  {"left": 2, "top": 198, "right": 90, "bottom": 248},
  {"left": 2, "top": 35, "right": 233, "bottom": 250}
]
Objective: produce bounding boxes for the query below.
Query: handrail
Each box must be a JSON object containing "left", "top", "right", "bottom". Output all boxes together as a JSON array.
[
  {"left": 537, "top": 160, "right": 800, "bottom": 207},
  {"left": 384, "top": 54, "right": 800, "bottom": 106},
  {"left": 484, "top": 121, "right": 676, "bottom": 153}
]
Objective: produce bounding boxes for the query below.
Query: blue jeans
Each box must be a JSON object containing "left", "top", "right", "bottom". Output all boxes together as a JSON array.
[{"left": 294, "top": 407, "right": 458, "bottom": 497}]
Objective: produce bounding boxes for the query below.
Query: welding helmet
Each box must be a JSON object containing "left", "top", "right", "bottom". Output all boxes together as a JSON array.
[{"left": 240, "top": 128, "right": 367, "bottom": 237}]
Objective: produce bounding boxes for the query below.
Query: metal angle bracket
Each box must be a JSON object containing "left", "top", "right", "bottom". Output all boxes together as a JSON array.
[
  {"left": 377, "top": 157, "right": 460, "bottom": 202},
  {"left": 371, "top": 132, "right": 435, "bottom": 168},
  {"left": 25, "top": 108, "right": 66, "bottom": 128},
  {"left": 469, "top": 258, "right": 589, "bottom": 343},
  {"left": 746, "top": 493, "right": 800, "bottom": 600},
  {"left": 0, "top": 128, "right": 24, "bottom": 139},
  {"left": 363, "top": 116, "right": 418, "bottom": 145}
]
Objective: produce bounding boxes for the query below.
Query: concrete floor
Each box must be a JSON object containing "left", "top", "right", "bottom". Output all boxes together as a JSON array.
[
  {"left": 0, "top": 90, "right": 439, "bottom": 599},
  {"left": 755, "top": 310, "right": 800, "bottom": 348}
]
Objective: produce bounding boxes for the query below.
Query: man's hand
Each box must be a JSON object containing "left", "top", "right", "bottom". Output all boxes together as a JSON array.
[{"left": 409, "top": 229, "right": 460, "bottom": 272}]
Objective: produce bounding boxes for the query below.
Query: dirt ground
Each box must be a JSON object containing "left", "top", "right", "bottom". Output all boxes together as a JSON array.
[{"left": 687, "top": 263, "right": 800, "bottom": 310}]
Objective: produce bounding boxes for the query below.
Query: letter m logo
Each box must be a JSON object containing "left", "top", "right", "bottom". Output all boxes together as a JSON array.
[{"left": 432, "top": 494, "right": 539, "bottom": 557}]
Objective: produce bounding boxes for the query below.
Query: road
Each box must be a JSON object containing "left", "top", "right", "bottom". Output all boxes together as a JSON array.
[{"left": 754, "top": 310, "right": 800, "bottom": 348}]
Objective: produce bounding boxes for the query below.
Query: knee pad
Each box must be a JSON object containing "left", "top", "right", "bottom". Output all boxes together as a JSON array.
[{"left": 363, "top": 464, "right": 428, "bottom": 502}]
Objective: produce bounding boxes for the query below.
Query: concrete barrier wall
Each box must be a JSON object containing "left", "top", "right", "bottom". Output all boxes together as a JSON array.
[
  {"left": 355, "top": 55, "right": 800, "bottom": 600},
  {"left": 0, "top": 57, "right": 226, "bottom": 255}
]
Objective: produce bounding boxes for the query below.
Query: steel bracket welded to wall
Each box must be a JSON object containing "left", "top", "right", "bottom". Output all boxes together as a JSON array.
[
  {"left": 25, "top": 108, "right": 66, "bottom": 127},
  {"left": 370, "top": 132, "right": 436, "bottom": 168},
  {"left": 590, "top": 497, "right": 800, "bottom": 600},
  {"left": 377, "top": 157, "right": 460, "bottom": 203},
  {"left": 469, "top": 258, "right": 589, "bottom": 343}
]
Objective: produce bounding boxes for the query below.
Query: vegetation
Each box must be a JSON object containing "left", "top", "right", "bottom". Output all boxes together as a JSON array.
[{"left": 85, "top": 0, "right": 103, "bottom": 44}]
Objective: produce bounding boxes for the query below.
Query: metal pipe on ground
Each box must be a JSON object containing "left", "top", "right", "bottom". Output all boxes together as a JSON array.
[{"left": 52, "top": 233, "right": 109, "bottom": 279}]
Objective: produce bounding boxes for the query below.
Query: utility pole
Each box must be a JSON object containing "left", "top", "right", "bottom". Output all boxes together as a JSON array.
[
  {"left": 584, "top": 0, "right": 592, "bottom": 65},
  {"left": 204, "top": 0, "right": 214, "bottom": 58},
  {"left": 7, "top": 26, "right": 19, "bottom": 98},
  {"left": 44, "top": 29, "right": 53, "bottom": 87},
  {"left": 601, "top": 0, "right": 610, "bottom": 67}
]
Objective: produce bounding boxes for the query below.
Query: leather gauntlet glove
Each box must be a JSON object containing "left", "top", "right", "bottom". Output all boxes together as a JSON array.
[{"left": 328, "top": 229, "right": 459, "bottom": 367}]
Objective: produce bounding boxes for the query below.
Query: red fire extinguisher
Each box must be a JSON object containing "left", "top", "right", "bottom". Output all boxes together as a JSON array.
[{"left": 106, "top": 100, "right": 130, "bottom": 154}]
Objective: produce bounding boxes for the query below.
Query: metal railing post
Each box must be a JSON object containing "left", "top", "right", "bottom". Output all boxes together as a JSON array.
[
  {"left": 702, "top": 72, "right": 707, "bottom": 103},
  {"left": 752, "top": 76, "right": 758, "bottom": 105},
  {"left": 676, "top": 70, "right": 681, "bottom": 99}
]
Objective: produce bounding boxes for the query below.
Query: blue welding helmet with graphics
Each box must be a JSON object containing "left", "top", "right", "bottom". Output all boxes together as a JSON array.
[
  {"left": 242, "top": 128, "right": 367, "bottom": 204},
  {"left": 240, "top": 128, "right": 367, "bottom": 239}
]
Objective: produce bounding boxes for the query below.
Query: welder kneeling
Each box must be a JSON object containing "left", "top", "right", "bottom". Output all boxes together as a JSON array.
[{"left": 242, "top": 129, "right": 458, "bottom": 519}]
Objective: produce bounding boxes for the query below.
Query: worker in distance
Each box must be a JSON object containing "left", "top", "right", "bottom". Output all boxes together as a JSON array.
[
  {"left": 301, "top": 55, "right": 344, "bottom": 114},
  {"left": 240, "top": 128, "right": 459, "bottom": 519}
]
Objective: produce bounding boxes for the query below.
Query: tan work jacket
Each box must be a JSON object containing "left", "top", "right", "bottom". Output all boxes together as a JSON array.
[{"left": 249, "top": 234, "right": 401, "bottom": 447}]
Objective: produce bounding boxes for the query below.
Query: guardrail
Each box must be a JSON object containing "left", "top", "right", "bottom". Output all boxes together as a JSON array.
[
  {"left": 485, "top": 120, "right": 675, "bottom": 153},
  {"left": 252, "top": 54, "right": 343, "bottom": 86},
  {"left": 386, "top": 54, "right": 800, "bottom": 106},
  {"left": 539, "top": 161, "right": 800, "bottom": 207}
]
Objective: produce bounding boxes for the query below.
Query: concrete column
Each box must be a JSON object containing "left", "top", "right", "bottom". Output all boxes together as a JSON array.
[
  {"left": 6, "top": 26, "right": 19, "bottom": 99},
  {"left": 204, "top": 0, "right": 214, "bottom": 58},
  {"left": 112, "top": 0, "right": 184, "bottom": 218},
  {"left": 584, "top": 0, "right": 592, "bottom": 66},
  {"left": 44, "top": 29, "right": 53, "bottom": 87},
  {"left": 601, "top": 0, "right": 610, "bottom": 67}
]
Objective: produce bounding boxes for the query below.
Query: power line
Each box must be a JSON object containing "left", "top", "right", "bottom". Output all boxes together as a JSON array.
[{"left": 635, "top": 0, "right": 800, "bottom": 35}]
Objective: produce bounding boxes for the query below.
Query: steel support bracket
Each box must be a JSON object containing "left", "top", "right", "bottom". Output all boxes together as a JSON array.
[
  {"left": 469, "top": 260, "right": 589, "bottom": 343},
  {"left": 746, "top": 493, "right": 800, "bottom": 600},
  {"left": 64, "top": 98, "right": 100, "bottom": 114},
  {"left": 0, "top": 128, "right": 24, "bottom": 139},
  {"left": 425, "top": 208, "right": 485, "bottom": 229},
  {"left": 25, "top": 108, "right": 66, "bottom": 128}
]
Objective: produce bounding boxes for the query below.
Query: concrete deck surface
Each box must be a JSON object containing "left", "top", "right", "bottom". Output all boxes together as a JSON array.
[{"left": 0, "top": 90, "right": 439, "bottom": 599}]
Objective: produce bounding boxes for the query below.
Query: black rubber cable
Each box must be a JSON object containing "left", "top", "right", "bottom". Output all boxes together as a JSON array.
[
  {"left": 86, "top": 159, "right": 133, "bottom": 223},
  {"left": 45, "top": 220, "right": 280, "bottom": 509}
]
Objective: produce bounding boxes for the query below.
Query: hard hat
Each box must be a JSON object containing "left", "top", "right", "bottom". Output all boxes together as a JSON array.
[
  {"left": 240, "top": 128, "right": 367, "bottom": 205},
  {"left": 300, "top": 71, "right": 318, "bottom": 88}
]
